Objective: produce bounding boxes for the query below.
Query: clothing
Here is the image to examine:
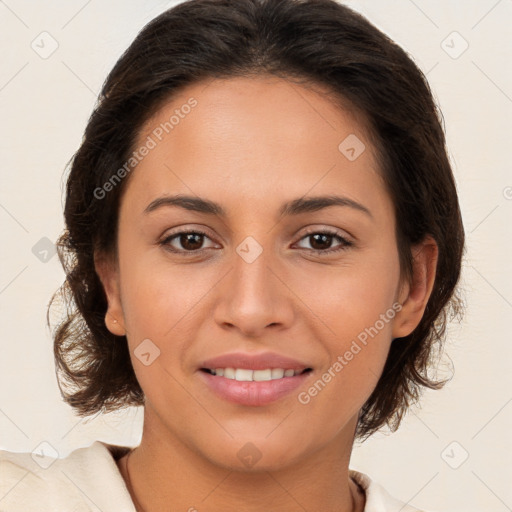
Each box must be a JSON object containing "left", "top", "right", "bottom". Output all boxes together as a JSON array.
[{"left": 0, "top": 440, "right": 431, "bottom": 511}]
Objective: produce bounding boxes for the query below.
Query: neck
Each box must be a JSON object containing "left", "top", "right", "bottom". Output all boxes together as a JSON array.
[{"left": 119, "top": 409, "right": 365, "bottom": 512}]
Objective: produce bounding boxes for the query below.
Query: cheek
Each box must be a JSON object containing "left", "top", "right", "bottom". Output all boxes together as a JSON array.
[
  {"left": 116, "top": 245, "right": 226, "bottom": 391},
  {"left": 295, "top": 248, "right": 401, "bottom": 341},
  {"left": 118, "top": 245, "right": 205, "bottom": 336},
  {"left": 295, "top": 306, "right": 395, "bottom": 439},
  {"left": 116, "top": 252, "right": 206, "bottom": 405},
  {"left": 291, "top": 253, "right": 400, "bottom": 414}
]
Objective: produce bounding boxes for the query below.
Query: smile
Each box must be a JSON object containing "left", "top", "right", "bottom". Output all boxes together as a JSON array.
[
  {"left": 199, "top": 367, "right": 313, "bottom": 406},
  {"left": 201, "top": 367, "right": 311, "bottom": 381}
]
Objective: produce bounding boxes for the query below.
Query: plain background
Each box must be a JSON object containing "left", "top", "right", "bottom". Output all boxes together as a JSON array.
[{"left": 0, "top": 1, "right": 511, "bottom": 511}]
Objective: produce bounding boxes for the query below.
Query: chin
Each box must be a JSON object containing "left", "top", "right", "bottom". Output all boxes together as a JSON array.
[{"left": 196, "top": 433, "right": 313, "bottom": 473}]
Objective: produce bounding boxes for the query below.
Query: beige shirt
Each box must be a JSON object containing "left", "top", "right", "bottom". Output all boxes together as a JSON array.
[{"left": 0, "top": 441, "right": 433, "bottom": 511}]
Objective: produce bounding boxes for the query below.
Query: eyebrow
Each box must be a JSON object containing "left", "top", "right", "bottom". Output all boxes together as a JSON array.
[{"left": 144, "top": 194, "right": 373, "bottom": 219}]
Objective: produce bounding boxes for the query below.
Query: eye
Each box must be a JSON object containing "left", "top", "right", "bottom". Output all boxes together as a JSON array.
[
  {"left": 159, "top": 227, "right": 354, "bottom": 256},
  {"left": 294, "top": 229, "right": 353, "bottom": 255},
  {"left": 159, "top": 229, "right": 218, "bottom": 254}
]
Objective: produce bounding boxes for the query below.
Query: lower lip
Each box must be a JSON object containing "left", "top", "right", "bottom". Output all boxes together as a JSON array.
[{"left": 198, "top": 370, "right": 312, "bottom": 406}]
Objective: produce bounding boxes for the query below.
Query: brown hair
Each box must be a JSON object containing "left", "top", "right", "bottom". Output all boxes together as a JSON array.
[{"left": 50, "top": 0, "right": 465, "bottom": 440}]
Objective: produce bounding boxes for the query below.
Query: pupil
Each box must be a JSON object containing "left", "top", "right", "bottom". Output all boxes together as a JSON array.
[
  {"left": 310, "top": 233, "right": 331, "bottom": 250},
  {"left": 181, "top": 233, "right": 203, "bottom": 250}
]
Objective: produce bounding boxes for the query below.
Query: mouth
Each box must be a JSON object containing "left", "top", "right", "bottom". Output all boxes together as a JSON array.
[
  {"left": 200, "top": 367, "right": 312, "bottom": 381},
  {"left": 197, "top": 351, "right": 314, "bottom": 406},
  {"left": 198, "top": 364, "right": 313, "bottom": 406}
]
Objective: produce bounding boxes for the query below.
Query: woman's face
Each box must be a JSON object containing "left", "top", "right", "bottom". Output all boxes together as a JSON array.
[{"left": 98, "top": 75, "right": 433, "bottom": 470}]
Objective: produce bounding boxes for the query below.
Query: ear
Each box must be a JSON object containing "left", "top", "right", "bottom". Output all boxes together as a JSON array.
[
  {"left": 392, "top": 236, "right": 438, "bottom": 339},
  {"left": 94, "top": 251, "right": 126, "bottom": 337}
]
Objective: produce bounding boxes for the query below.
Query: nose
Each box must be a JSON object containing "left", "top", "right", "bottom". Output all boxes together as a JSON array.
[{"left": 212, "top": 244, "right": 295, "bottom": 338}]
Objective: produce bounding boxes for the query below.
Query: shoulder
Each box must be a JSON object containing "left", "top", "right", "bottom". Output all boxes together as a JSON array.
[
  {"left": 350, "top": 470, "right": 441, "bottom": 512},
  {"left": 0, "top": 441, "right": 135, "bottom": 512}
]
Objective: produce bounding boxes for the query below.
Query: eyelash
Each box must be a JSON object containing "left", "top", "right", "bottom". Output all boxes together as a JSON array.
[{"left": 159, "top": 228, "right": 354, "bottom": 256}]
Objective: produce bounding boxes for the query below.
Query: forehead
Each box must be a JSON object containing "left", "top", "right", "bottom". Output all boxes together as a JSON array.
[{"left": 123, "top": 75, "right": 391, "bottom": 223}]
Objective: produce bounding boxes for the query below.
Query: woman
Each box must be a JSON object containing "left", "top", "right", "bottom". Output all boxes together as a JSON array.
[{"left": 0, "top": 0, "right": 464, "bottom": 510}]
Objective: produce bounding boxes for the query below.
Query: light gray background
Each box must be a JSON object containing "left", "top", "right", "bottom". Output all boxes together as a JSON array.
[{"left": 0, "top": 1, "right": 511, "bottom": 511}]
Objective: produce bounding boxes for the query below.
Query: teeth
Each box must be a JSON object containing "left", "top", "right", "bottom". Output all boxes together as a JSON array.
[
  {"left": 253, "top": 369, "right": 272, "bottom": 381},
  {"left": 223, "top": 368, "right": 235, "bottom": 379},
  {"left": 271, "top": 368, "right": 284, "bottom": 379},
  {"left": 235, "top": 368, "right": 253, "bottom": 381},
  {"left": 208, "top": 368, "right": 304, "bottom": 381}
]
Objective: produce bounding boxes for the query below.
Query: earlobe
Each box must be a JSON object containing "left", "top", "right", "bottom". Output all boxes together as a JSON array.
[
  {"left": 94, "top": 252, "right": 126, "bottom": 337},
  {"left": 105, "top": 312, "right": 126, "bottom": 337},
  {"left": 392, "top": 236, "right": 438, "bottom": 340}
]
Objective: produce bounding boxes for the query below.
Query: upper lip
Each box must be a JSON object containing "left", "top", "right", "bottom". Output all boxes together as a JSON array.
[{"left": 200, "top": 352, "right": 312, "bottom": 371}]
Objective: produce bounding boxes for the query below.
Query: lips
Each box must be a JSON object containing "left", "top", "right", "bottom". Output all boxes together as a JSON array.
[{"left": 198, "top": 352, "right": 313, "bottom": 406}]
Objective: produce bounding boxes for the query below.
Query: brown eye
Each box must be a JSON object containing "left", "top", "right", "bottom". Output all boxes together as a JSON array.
[
  {"left": 308, "top": 233, "right": 334, "bottom": 250},
  {"left": 178, "top": 232, "right": 205, "bottom": 251},
  {"left": 160, "top": 230, "right": 217, "bottom": 254},
  {"left": 296, "top": 230, "right": 353, "bottom": 255}
]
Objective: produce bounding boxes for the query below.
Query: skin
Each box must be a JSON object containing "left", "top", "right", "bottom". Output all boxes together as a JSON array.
[{"left": 96, "top": 75, "right": 438, "bottom": 512}]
